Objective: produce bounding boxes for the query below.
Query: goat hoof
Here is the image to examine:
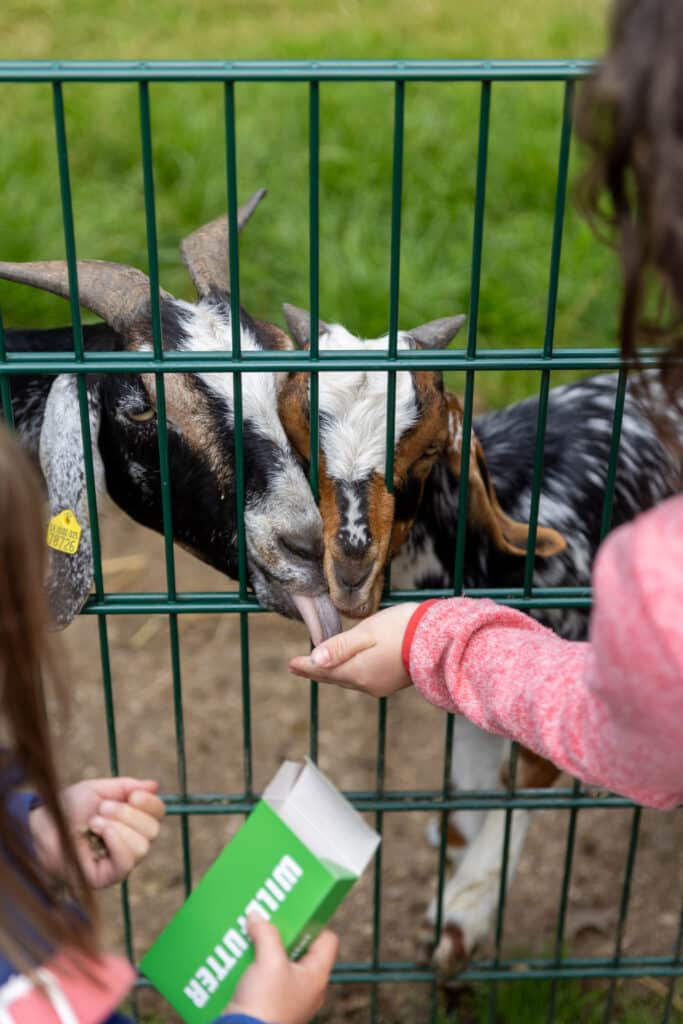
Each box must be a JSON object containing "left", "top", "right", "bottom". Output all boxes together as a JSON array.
[
  {"left": 416, "top": 919, "right": 469, "bottom": 977},
  {"left": 432, "top": 923, "right": 469, "bottom": 978}
]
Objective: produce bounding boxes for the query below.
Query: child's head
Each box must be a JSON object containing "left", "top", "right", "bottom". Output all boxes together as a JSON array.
[
  {"left": 576, "top": 0, "right": 683, "bottom": 424},
  {"left": 0, "top": 422, "right": 97, "bottom": 968}
]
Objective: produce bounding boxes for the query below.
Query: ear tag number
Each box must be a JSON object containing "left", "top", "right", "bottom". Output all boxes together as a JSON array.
[{"left": 47, "top": 509, "right": 82, "bottom": 555}]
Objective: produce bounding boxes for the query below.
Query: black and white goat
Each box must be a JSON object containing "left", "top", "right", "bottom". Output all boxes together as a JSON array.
[
  {"left": 278, "top": 305, "right": 681, "bottom": 973},
  {"left": 0, "top": 195, "right": 340, "bottom": 643}
]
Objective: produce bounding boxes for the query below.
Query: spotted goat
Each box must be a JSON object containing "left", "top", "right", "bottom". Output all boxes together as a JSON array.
[
  {"left": 278, "top": 304, "right": 681, "bottom": 974},
  {"left": 0, "top": 194, "right": 340, "bottom": 643}
]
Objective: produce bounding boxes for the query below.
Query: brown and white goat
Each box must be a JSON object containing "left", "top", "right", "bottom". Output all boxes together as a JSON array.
[
  {"left": 0, "top": 197, "right": 340, "bottom": 643},
  {"left": 278, "top": 305, "right": 680, "bottom": 974}
]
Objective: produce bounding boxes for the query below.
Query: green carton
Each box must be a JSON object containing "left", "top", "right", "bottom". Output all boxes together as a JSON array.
[{"left": 140, "top": 758, "right": 380, "bottom": 1023}]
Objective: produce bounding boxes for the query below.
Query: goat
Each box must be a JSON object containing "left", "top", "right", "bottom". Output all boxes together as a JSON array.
[
  {"left": 0, "top": 196, "right": 340, "bottom": 644},
  {"left": 278, "top": 305, "right": 681, "bottom": 974}
]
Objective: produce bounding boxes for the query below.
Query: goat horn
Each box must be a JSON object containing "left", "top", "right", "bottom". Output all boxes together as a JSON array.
[
  {"left": 0, "top": 259, "right": 172, "bottom": 335},
  {"left": 409, "top": 314, "right": 467, "bottom": 350},
  {"left": 180, "top": 187, "right": 267, "bottom": 298}
]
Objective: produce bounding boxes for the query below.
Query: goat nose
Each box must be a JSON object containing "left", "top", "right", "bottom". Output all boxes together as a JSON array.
[
  {"left": 333, "top": 558, "right": 372, "bottom": 592},
  {"left": 279, "top": 528, "right": 324, "bottom": 564}
]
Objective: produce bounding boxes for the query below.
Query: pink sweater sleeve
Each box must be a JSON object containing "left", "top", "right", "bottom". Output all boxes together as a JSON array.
[{"left": 407, "top": 494, "right": 683, "bottom": 809}]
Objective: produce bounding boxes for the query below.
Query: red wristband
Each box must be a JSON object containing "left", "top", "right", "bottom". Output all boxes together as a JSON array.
[{"left": 401, "top": 599, "right": 439, "bottom": 675}]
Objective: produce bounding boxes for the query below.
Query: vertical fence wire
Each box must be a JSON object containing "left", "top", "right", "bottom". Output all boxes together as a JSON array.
[
  {"left": 430, "top": 86, "right": 491, "bottom": 1014},
  {"left": 52, "top": 80, "right": 138, "bottom": 964},
  {"left": 486, "top": 744, "right": 521, "bottom": 1023},
  {"left": 224, "top": 81, "right": 254, "bottom": 797},
  {"left": 546, "top": 779, "right": 582, "bottom": 1023},
  {"left": 662, "top": 897, "right": 683, "bottom": 1024},
  {"left": 370, "top": 78, "right": 406, "bottom": 1023},
  {"left": 384, "top": 79, "right": 404, "bottom": 484},
  {"left": 599, "top": 367, "right": 628, "bottom": 540},
  {"left": 0, "top": 309, "right": 14, "bottom": 424},
  {"left": 308, "top": 80, "right": 320, "bottom": 500},
  {"left": 522, "top": 79, "right": 574, "bottom": 592},
  {"left": 309, "top": 81, "right": 321, "bottom": 761},
  {"left": 603, "top": 807, "right": 642, "bottom": 1022},
  {"left": 490, "top": 80, "right": 574, "bottom": 1022},
  {"left": 139, "top": 82, "right": 193, "bottom": 902},
  {"left": 308, "top": 79, "right": 321, "bottom": 763}
]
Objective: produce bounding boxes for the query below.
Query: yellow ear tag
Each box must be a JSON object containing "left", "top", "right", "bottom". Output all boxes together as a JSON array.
[{"left": 46, "top": 509, "right": 83, "bottom": 555}]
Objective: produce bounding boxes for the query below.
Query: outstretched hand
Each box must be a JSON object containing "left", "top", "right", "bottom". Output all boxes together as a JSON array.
[
  {"left": 226, "top": 914, "right": 338, "bottom": 1024},
  {"left": 30, "top": 777, "right": 165, "bottom": 889},
  {"left": 289, "top": 603, "right": 419, "bottom": 698}
]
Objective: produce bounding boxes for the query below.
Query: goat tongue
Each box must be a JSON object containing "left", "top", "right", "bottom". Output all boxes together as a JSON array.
[{"left": 293, "top": 594, "right": 342, "bottom": 647}]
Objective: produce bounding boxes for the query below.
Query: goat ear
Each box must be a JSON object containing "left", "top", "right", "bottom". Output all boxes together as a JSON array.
[
  {"left": 445, "top": 392, "right": 566, "bottom": 558},
  {"left": 39, "top": 375, "right": 105, "bottom": 629},
  {"left": 409, "top": 314, "right": 466, "bottom": 350},
  {"left": 282, "top": 304, "right": 330, "bottom": 350}
]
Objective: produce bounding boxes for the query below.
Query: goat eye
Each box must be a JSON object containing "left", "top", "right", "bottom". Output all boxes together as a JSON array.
[{"left": 128, "top": 408, "right": 156, "bottom": 424}]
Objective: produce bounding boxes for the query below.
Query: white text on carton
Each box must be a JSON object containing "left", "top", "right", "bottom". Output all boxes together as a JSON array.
[{"left": 183, "top": 855, "right": 303, "bottom": 1009}]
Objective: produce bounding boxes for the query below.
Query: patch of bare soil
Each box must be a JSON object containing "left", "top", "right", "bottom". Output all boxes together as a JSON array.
[{"left": 54, "top": 502, "right": 683, "bottom": 1023}]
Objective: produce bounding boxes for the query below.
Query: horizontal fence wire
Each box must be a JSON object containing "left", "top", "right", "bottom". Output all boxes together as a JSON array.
[
  {"left": 1, "top": 60, "right": 681, "bottom": 1023},
  {"left": 0, "top": 347, "right": 674, "bottom": 374},
  {"left": 0, "top": 60, "right": 598, "bottom": 82}
]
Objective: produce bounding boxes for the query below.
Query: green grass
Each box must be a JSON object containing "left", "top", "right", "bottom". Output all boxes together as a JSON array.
[
  {"left": 0, "top": 0, "right": 615, "bottom": 408},
  {"left": 439, "top": 975, "right": 683, "bottom": 1023}
]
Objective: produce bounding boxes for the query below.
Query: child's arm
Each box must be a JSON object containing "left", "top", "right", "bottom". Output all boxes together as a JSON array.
[{"left": 290, "top": 496, "right": 683, "bottom": 809}]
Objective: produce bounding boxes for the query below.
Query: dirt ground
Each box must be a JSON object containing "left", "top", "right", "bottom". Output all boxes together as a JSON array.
[{"left": 54, "top": 501, "right": 683, "bottom": 1023}]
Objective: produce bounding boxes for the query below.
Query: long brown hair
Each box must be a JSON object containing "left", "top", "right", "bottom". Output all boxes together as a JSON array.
[
  {"left": 0, "top": 423, "right": 98, "bottom": 970},
  {"left": 575, "top": 0, "right": 683, "bottom": 432}
]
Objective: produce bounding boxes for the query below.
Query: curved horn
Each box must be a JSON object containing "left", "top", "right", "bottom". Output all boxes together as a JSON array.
[
  {"left": 409, "top": 314, "right": 467, "bottom": 350},
  {"left": 180, "top": 187, "right": 268, "bottom": 298},
  {"left": 0, "top": 259, "right": 171, "bottom": 335}
]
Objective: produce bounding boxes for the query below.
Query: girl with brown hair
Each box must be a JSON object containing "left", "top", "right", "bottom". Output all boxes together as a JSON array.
[{"left": 0, "top": 423, "right": 336, "bottom": 1022}]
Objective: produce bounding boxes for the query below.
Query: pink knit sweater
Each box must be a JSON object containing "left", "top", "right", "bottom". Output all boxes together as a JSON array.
[{"left": 404, "top": 494, "right": 683, "bottom": 809}]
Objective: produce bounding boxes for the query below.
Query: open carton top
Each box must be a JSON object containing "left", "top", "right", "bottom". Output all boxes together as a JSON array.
[{"left": 263, "top": 757, "right": 380, "bottom": 877}]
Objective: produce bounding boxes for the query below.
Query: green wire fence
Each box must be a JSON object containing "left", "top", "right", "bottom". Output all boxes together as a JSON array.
[{"left": 0, "top": 60, "right": 681, "bottom": 1023}]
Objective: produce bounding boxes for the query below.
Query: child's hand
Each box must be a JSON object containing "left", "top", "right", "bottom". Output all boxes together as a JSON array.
[
  {"left": 226, "top": 915, "right": 338, "bottom": 1024},
  {"left": 288, "top": 603, "right": 419, "bottom": 698},
  {"left": 30, "top": 777, "right": 165, "bottom": 889}
]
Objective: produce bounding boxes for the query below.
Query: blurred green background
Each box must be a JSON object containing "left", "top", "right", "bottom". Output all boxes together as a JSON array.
[{"left": 0, "top": 0, "right": 613, "bottom": 407}]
